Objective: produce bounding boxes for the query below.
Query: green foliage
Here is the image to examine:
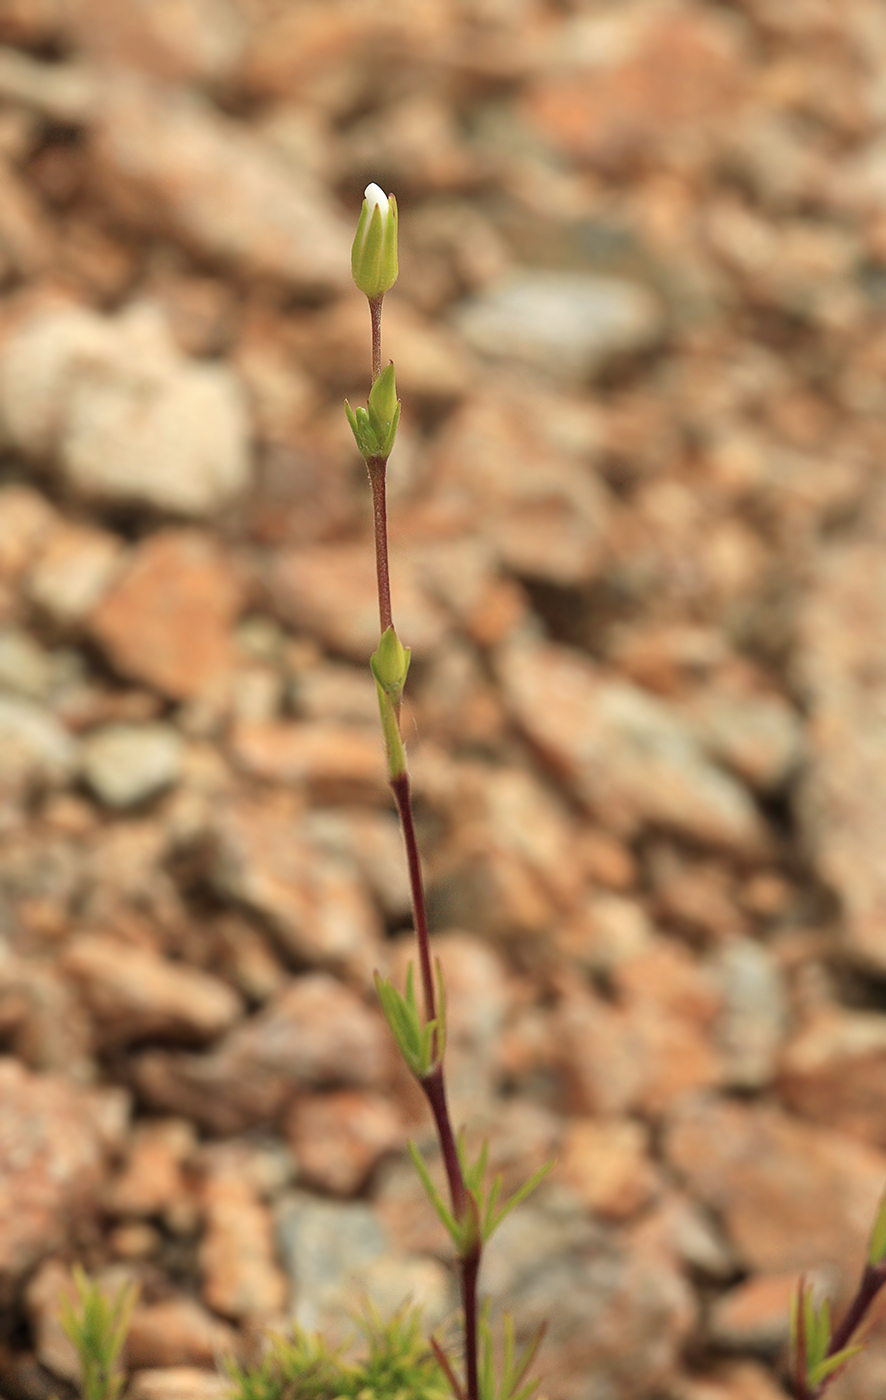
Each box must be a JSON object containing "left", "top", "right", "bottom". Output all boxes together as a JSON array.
[
  {"left": 790, "top": 1277, "right": 863, "bottom": 1395},
  {"left": 345, "top": 362, "right": 402, "bottom": 461},
  {"left": 409, "top": 1135, "right": 555, "bottom": 1260},
  {"left": 376, "top": 960, "right": 446, "bottom": 1079},
  {"left": 59, "top": 1266, "right": 138, "bottom": 1400},
  {"left": 868, "top": 1187, "right": 886, "bottom": 1266},
  {"left": 226, "top": 1306, "right": 450, "bottom": 1400}
]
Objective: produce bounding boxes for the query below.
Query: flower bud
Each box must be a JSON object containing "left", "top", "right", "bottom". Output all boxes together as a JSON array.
[{"left": 351, "top": 182, "right": 398, "bottom": 299}]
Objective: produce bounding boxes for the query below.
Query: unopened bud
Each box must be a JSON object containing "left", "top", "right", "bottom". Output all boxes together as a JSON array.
[{"left": 351, "top": 182, "right": 398, "bottom": 299}]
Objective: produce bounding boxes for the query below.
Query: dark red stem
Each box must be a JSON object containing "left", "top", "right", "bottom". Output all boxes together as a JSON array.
[
  {"left": 366, "top": 290, "right": 478, "bottom": 1400},
  {"left": 369, "top": 294, "right": 383, "bottom": 383},
  {"left": 366, "top": 457, "right": 392, "bottom": 636},
  {"left": 391, "top": 771, "right": 435, "bottom": 1022},
  {"left": 816, "top": 1265, "right": 886, "bottom": 1396}
]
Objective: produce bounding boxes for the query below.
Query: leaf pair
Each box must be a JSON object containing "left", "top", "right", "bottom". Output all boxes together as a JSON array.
[
  {"left": 409, "top": 1133, "right": 555, "bottom": 1261},
  {"left": 346, "top": 361, "right": 401, "bottom": 461},
  {"left": 433, "top": 1306, "right": 545, "bottom": 1400},
  {"left": 376, "top": 960, "right": 447, "bottom": 1080},
  {"left": 791, "top": 1278, "right": 863, "bottom": 1395}
]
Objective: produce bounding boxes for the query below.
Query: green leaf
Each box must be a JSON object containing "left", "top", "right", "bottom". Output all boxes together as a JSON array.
[{"left": 869, "top": 1185, "right": 886, "bottom": 1265}]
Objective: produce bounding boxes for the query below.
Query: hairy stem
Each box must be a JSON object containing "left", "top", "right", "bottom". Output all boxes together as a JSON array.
[
  {"left": 370, "top": 294, "right": 384, "bottom": 383},
  {"left": 367, "top": 457, "right": 393, "bottom": 636}
]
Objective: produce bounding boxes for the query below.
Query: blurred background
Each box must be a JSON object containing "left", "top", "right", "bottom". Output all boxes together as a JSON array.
[{"left": 1, "top": 1, "right": 886, "bottom": 1398}]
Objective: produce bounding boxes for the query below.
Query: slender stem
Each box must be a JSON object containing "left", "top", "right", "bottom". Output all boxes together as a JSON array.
[
  {"left": 461, "top": 1249, "right": 481, "bottom": 1400},
  {"left": 369, "top": 294, "right": 384, "bottom": 382},
  {"left": 366, "top": 457, "right": 393, "bottom": 636},
  {"left": 391, "top": 771, "right": 435, "bottom": 1021},
  {"left": 815, "top": 1265, "right": 886, "bottom": 1396},
  {"left": 365, "top": 289, "right": 479, "bottom": 1400}
]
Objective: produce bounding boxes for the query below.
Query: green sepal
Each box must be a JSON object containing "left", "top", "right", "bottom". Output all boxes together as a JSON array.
[
  {"left": 344, "top": 364, "right": 401, "bottom": 463},
  {"left": 371, "top": 625, "right": 411, "bottom": 700},
  {"left": 868, "top": 1185, "right": 886, "bottom": 1265},
  {"left": 375, "top": 960, "right": 446, "bottom": 1080},
  {"left": 375, "top": 679, "right": 407, "bottom": 779},
  {"left": 367, "top": 361, "right": 401, "bottom": 457},
  {"left": 351, "top": 191, "right": 399, "bottom": 299}
]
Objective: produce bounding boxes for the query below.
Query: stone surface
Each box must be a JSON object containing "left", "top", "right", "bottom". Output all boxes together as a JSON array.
[
  {"left": 795, "top": 522, "right": 886, "bottom": 972},
  {"left": 664, "top": 1095, "right": 886, "bottom": 1276},
  {"left": 777, "top": 1006, "right": 886, "bottom": 1149},
  {"left": 208, "top": 795, "right": 383, "bottom": 975},
  {"left": 0, "top": 694, "right": 76, "bottom": 796},
  {"left": 92, "top": 73, "right": 351, "bottom": 293},
  {"left": 285, "top": 1090, "right": 404, "bottom": 1197},
  {"left": 63, "top": 933, "right": 242, "bottom": 1046},
  {"left": 498, "top": 639, "right": 766, "bottom": 853},
  {"left": 559, "top": 1117, "right": 660, "bottom": 1221},
  {"left": 133, "top": 974, "right": 391, "bottom": 1133},
  {"left": 199, "top": 1146, "right": 288, "bottom": 1321},
  {"left": 25, "top": 519, "right": 123, "bottom": 626},
  {"left": 0, "top": 1059, "right": 106, "bottom": 1299},
  {"left": 0, "top": 301, "right": 250, "bottom": 516},
  {"left": 455, "top": 271, "right": 663, "bottom": 382},
  {"left": 90, "top": 531, "right": 241, "bottom": 700},
  {"left": 80, "top": 721, "right": 184, "bottom": 808},
  {"left": 126, "top": 1295, "right": 237, "bottom": 1370},
  {"left": 128, "top": 1370, "right": 233, "bottom": 1400}
]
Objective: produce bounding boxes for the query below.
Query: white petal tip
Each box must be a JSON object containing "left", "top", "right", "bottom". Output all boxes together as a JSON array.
[{"left": 364, "top": 182, "right": 389, "bottom": 214}]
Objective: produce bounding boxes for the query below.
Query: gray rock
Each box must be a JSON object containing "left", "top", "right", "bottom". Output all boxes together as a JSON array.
[
  {"left": 275, "top": 1192, "right": 390, "bottom": 1331},
  {"left": 453, "top": 271, "right": 663, "bottom": 381},
  {"left": 712, "top": 937, "right": 789, "bottom": 1089},
  {"left": 0, "top": 694, "right": 76, "bottom": 794},
  {"left": 0, "top": 629, "right": 55, "bottom": 701},
  {"left": 0, "top": 302, "right": 250, "bottom": 517},
  {"left": 80, "top": 722, "right": 183, "bottom": 809}
]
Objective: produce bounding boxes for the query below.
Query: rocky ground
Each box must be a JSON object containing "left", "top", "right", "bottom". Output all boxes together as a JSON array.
[{"left": 2, "top": 1, "right": 886, "bottom": 1398}]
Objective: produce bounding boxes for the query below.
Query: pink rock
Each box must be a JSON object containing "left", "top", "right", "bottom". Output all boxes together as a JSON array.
[
  {"left": 664, "top": 1095, "right": 886, "bottom": 1276},
  {"left": 90, "top": 530, "right": 241, "bottom": 700},
  {"left": 285, "top": 1090, "right": 403, "bottom": 1197},
  {"left": 199, "top": 1147, "right": 287, "bottom": 1321},
  {"left": 0, "top": 1060, "right": 106, "bottom": 1298}
]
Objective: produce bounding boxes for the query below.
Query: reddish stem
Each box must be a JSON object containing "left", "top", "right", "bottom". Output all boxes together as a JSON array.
[
  {"left": 366, "top": 291, "right": 478, "bottom": 1400},
  {"left": 391, "top": 771, "right": 436, "bottom": 1023},
  {"left": 366, "top": 457, "right": 393, "bottom": 636},
  {"left": 369, "top": 294, "right": 383, "bottom": 382}
]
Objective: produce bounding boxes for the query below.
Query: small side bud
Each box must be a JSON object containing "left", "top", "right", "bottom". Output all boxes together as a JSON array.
[
  {"left": 367, "top": 361, "right": 401, "bottom": 457},
  {"left": 371, "top": 625, "right": 411, "bottom": 700},
  {"left": 351, "top": 182, "right": 398, "bottom": 299}
]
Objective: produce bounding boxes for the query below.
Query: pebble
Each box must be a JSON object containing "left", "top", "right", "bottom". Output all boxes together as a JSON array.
[
  {"left": 497, "top": 638, "right": 766, "bottom": 854},
  {"left": 199, "top": 1146, "right": 288, "bottom": 1321},
  {"left": 126, "top": 1295, "right": 238, "bottom": 1370},
  {"left": 707, "top": 1272, "right": 796, "bottom": 1352},
  {"left": 285, "top": 1090, "right": 404, "bottom": 1197},
  {"left": 0, "top": 1059, "right": 106, "bottom": 1298},
  {"left": 0, "top": 301, "right": 250, "bottom": 517},
  {"left": 127, "top": 1370, "right": 233, "bottom": 1400},
  {"left": 90, "top": 530, "right": 241, "bottom": 700},
  {"left": 209, "top": 795, "right": 383, "bottom": 975},
  {"left": 62, "top": 932, "right": 243, "bottom": 1046},
  {"left": 777, "top": 1005, "right": 886, "bottom": 1150},
  {"left": 132, "top": 973, "right": 391, "bottom": 1134},
  {"left": 105, "top": 1117, "right": 196, "bottom": 1221},
  {"left": 454, "top": 271, "right": 663, "bottom": 382},
  {"left": 92, "top": 72, "right": 351, "bottom": 294},
  {"left": 664, "top": 1094, "right": 886, "bottom": 1275},
  {"left": 25, "top": 519, "right": 123, "bottom": 627},
  {"left": 713, "top": 937, "right": 789, "bottom": 1090},
  {"left": 559, "top": 1117, "right": 660, "bottom": 1221},
  {"left": 79, "top": 721, "right": 184, "bottom": 808},
  {"left": 274, "top": 1192, "right": 390, "bottom": 1332},
  {"left": 0, "top": 693, "right": 77, "bottom": 796}
]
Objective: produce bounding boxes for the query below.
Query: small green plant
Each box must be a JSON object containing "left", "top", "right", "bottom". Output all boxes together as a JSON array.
[
  {"left": 225, "top": 1306, "right": 450, "bottom": 1400},
  {"left": 345, "top": 181, "right": 552, "bottom": 1400},
  {"left": 59, "top": 1266, "right": 138, "bottom": 1400}
]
